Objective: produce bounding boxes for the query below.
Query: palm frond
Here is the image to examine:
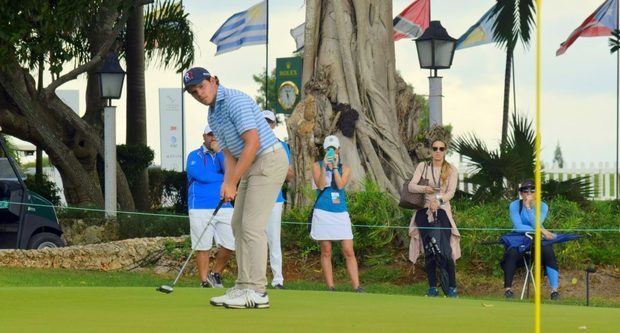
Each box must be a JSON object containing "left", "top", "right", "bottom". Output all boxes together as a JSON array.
[
  {"left": 144, "top": 0, "right": 195, "bottom": 72},
  {"left": 517, "top": 0, "right": 535, "bottom": 46},
  {"left": 491, "top": 0, "right": 518, "bottom": 50},
  {"left": 609, "top": 29, "right": 620, "bottom": 54}
]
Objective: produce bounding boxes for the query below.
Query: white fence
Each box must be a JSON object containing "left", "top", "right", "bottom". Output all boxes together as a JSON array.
[{"left": 456, "top": 162, "right": 619, "bottom": 200}]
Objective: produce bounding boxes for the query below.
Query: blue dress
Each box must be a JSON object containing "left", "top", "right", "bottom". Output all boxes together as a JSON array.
[{"left": 310, "top": 162, "right": 353, "bottom": 241}]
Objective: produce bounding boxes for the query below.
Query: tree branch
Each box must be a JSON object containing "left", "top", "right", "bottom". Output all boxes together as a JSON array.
[{"left": 44, "top": 0, "right": 146, "bottom": 96}]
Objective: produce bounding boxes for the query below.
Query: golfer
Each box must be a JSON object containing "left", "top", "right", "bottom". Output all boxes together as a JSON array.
[
  {"left": 186, "top": 124, "right": 235, "bottom": 288},
  {"left": 263, "top": 110, "right": 294, "bottom": 289},
  {"left": 184, "top": 67, "right": 288, "bottom": 309}
]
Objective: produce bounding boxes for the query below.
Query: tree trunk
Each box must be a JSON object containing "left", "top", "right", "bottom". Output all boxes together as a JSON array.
[
  {"left": 0, "top": 65, "right": 135, "bottom": 211},
  {"left": 0, "top": 0, "right": 136, "bottom": 211},
  {"left": 501, "top": 49, "right": 512, "bottom": 149},
  {"left": 126, "top": 4, "right": 151, "bottom": 211},
  {"left": 287, "top": 0, "right": 419, "bottom": 206}
]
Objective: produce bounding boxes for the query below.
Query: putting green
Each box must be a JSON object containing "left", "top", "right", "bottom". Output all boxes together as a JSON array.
[{"left": 0, "top": 287, "right": 617, "bottom": 332}]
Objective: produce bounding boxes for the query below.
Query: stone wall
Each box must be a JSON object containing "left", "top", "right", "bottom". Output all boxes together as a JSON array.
[{"left": 0, "top": 237, "right": 184, "bottom": 271}]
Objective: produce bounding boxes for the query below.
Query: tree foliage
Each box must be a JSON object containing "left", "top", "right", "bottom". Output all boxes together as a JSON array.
[{"left": 454, "top": 113, "right": 591, "bottom": 203}]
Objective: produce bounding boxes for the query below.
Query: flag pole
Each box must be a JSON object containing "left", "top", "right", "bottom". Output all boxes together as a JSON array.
[
  {"left": 265, "top": 0, "right": 269, "bottom": 110},
  {"left": 534, "top": 1, "right": 542, "bottom": 333},
  {"left": 615, "top": 1, "right": 620, "bottom": 200}
]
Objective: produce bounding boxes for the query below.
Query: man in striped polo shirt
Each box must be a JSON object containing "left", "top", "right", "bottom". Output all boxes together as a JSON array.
[{"left": 184, "top": 67, "right": 289, "bottom": 309}]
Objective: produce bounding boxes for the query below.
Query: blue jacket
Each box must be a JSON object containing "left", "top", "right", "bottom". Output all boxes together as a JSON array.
[
  {"left": 509, "top": 199, "right": 548, "bottom": 232},
  {"left": 186, "top": 146, "right": 232, "bottom": 210}
]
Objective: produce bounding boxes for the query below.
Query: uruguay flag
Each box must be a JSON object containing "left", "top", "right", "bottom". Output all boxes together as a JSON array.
[
  {"left": 556, "top": 0, "right": 618, "bottom": 56},
  {"left": 210, "top": 1, "right": 267, "bottom": 55},
  {"left": 455, "top": 4, "right": 499, "bottom": 50}
]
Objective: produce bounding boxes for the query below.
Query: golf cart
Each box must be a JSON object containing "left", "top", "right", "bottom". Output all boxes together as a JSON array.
[{"left": 0, "top": 135, "right": 64, "bottom": 249}]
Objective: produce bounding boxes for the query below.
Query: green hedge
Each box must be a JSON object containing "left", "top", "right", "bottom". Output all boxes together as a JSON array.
[{"left": 282, "top": 183, "right": 619, "bottom": 271}]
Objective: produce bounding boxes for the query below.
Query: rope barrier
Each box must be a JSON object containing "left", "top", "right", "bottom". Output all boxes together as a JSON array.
[{"left": 2, "top": 200, "right": 619, "bottom": 233}]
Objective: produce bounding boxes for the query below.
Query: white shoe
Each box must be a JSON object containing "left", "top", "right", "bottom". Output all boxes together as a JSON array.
[
  {"left": 210, "top": 287, "right": 245, "bottom": 307},
  {"left": 223, "top": 289, "right": 270, "bottom": 309}
]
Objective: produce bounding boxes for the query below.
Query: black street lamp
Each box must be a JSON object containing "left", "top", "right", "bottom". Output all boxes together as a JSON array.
[
  {"left": 96, "top": 53, "right": 125, "bottom": 219},
  {"left": 415, "top": 21, "right": 457, "bottom": 127},
  {"left": 97, "top": 53, "right": 126, "bottom": 102}
]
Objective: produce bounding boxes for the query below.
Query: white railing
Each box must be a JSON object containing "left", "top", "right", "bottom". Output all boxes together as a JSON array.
[{"left": 455, "top": 162, "right": 619, "bottom": 200}]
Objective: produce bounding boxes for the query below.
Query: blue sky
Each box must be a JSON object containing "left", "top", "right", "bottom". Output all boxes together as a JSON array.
[{"left": 56, "top": 0, "right": 619, "bottom": 170}]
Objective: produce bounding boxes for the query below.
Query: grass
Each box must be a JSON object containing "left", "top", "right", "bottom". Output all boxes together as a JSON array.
[{"left": 1, "top": 286, "right": 619, "bottom": 333}]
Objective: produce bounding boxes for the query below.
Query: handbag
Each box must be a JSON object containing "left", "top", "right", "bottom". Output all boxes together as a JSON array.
[{"left": 399, "top": 162, "right": 429, "bottom": 210}]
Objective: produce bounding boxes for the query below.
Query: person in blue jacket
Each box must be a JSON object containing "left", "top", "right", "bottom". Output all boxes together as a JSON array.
[
  {"left": 186, "top": 124, "right": 235, "bottom": 288},
  {"left": 503, "top": 179, "right": 560, "bottom": 300}
]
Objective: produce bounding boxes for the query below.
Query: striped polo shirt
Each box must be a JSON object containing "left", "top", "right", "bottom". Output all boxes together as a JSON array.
[{"left": 207, "top": 85, "right": 278, "bottom": 158}]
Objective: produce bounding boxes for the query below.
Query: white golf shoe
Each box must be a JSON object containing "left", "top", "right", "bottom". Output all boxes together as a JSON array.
[
  {"left": 223, "top": 289, "right": 270, "bottom": 309},
  {"left": 210, "top": 287, "right": 244, "bottom": 307}
]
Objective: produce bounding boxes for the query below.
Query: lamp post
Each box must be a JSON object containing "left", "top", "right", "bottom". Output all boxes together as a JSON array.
[
  {"left": 96, "top": 53, "right": 126, "bottom": 219},
  {"left": 415, "top": 21, "right": 456, "bottom": 127}
]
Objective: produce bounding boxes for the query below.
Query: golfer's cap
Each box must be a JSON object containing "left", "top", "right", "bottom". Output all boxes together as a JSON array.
[
  {"left": 183, "top": 67, "right": 211, "bottom": 91},
  {"left": 323, "top": 135, "right": 340, "bottom": 150},
  {"left": 204, "top": 124, "right": 212, "bottom": 135},
  {"left": 519, "top": 179, "right": 535, "bottom": 191},
  {"left": 263, "top": 110, "right": 276, "bottom": 122}
]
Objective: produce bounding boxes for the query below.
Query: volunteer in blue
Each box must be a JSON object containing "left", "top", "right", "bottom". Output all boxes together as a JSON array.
[{"left": 186, "top": 124, "right": 235, "bottom": 288}]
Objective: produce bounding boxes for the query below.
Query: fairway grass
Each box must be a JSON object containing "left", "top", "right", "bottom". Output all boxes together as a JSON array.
[{"left": 1, "top": 287, "right": 618, "bottom": 333}]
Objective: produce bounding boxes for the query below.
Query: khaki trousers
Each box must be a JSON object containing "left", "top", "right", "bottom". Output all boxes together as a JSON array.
[{"left": 232, "top": 147, "right": 288, "bottom": 293}]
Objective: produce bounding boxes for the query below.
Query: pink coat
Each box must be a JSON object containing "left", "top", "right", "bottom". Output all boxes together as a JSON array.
[{"left": 407, "top": 162, "right": 461, "bottom": 263}]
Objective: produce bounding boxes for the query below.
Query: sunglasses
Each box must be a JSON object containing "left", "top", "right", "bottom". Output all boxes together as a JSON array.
[
  {"left": 520, "top": 188, "right": 535, "bottom": 193},
  {"left": 432, "top": 146, "right": 446, "bottom": 152}
]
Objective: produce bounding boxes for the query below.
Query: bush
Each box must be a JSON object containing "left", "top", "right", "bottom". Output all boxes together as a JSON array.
[
  {"left": 117, "top": 144, "right": 154, "bottom": 189},
  {"left": 117, "top": 211, "right": 188, "bottom": 239},
  {"left": 282, "top": 181, "right": 619, "bottom": 272},
  {"left": 148, "top": 167, "right": 187, "bottom": 213},
  {"left": 24, "top": 174, "right": 62, "bottom": 206}
]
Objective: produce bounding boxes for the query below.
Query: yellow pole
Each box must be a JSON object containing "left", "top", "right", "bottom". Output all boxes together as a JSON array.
[{"left": 534, "top": 1, "right": 543, "bottom": 333}]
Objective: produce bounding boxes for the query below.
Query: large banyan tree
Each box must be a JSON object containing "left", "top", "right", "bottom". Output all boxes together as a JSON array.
[{"left": 287, "top": 0, "right": 426, "bottom": 205}]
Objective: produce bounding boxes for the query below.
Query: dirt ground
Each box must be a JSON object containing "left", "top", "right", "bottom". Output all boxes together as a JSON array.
[{"left": 278, "top": 250, "right": 620, "bottom": 302}]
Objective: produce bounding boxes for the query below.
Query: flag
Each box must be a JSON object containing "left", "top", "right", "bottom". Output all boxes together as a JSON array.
[
  {"left": 210, "top": 1, "right": 267, "bottom": 55},
  {"left": 556, "top": 0, "right": 618, "bottom": 56},
  {"left": 393, "top": 0, "right": 430, "bottom": 41},
  {"left": 455, "top": 5, "right": 499, "bottom": 50},
  {"left": 290, "top": 23, "right": 305, "bottom": 52}
]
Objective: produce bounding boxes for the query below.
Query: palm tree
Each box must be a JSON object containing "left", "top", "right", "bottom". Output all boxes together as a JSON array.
[
  {"left": 609, "top": 29, "right": 620, "bottom": 53},
  {"left": 491, "top": 0, "right": 535, "bottom": 148},
  {"left": 124, "top": 0, "right": 195, "bottom": 210},
  {"left": 454, "top": 113, "right": 592, "bottom": 204}
]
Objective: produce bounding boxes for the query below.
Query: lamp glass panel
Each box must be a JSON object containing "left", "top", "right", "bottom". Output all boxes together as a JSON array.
[{"left": 100, "top": 73, "right": 125, "bottom": 99}]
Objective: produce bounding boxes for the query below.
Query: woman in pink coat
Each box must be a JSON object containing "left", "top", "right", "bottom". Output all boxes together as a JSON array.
[{"left": 407, "top": 139, "right": 461, "bottom": 297}]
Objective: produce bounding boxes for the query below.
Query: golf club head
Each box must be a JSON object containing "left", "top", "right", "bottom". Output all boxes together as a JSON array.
[{"left": 157, "top": 285, "right": 174, "bottom": 294}]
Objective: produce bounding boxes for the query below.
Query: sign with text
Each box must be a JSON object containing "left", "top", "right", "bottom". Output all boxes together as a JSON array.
[
  {"left": 275, "top": 56, "right": 302, "bottom": 114},
  {"left": 159, "top": 88, "right": 183, "bottom": 171}
]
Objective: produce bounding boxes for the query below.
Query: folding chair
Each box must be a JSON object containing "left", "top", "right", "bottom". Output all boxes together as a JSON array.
[{"left": 520, "top": 233, "right": 536, "bottom": 300}]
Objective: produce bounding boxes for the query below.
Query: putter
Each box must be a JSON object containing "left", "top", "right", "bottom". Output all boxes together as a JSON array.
[{"left": 157, "top": 200, "right": 225, "bottom": 294}]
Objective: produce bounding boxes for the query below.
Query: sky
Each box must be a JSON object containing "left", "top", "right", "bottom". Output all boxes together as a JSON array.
[{"left": 48, "top": 0, "right": 620, "bottom": 171}]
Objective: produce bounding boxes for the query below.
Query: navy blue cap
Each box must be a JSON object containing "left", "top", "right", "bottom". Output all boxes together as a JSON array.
[{"left": 183, "top": 67, "right": 211, "bottom": 91}]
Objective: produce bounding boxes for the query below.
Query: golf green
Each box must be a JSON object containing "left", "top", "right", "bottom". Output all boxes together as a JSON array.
[{"left": 1, "top": 287, "right": 617, "bottom": 332}]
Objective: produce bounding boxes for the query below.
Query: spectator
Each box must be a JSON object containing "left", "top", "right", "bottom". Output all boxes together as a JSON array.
[
  {"left": 263, "top": 110, "right": 294, "bottom": 289},
  {"left": 503, "top": 179, "right": 560, "bottom": 300},
  {"left": 310, "top": 135, "right": 362, "bottom": 292},
  {"left": 408, "top": 139, "right": 461, "bottom": 297}
]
